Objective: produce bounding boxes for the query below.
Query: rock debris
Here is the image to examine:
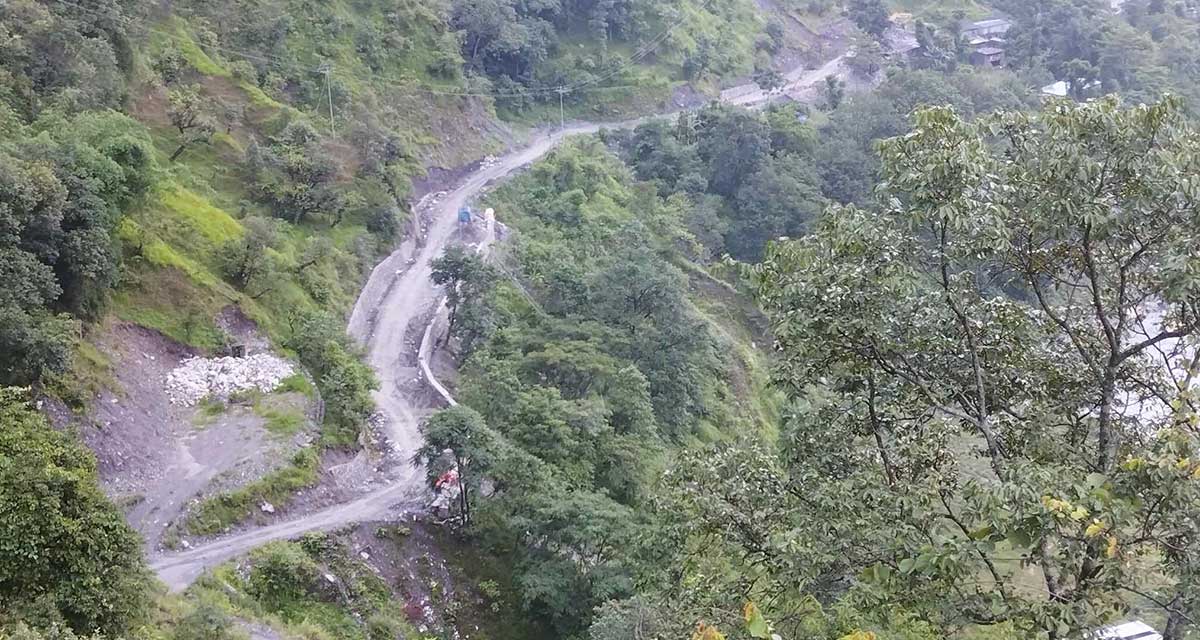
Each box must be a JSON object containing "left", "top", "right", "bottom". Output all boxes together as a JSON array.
[{"left": 165, "top": 354, "right": 295, "bottom": 406}]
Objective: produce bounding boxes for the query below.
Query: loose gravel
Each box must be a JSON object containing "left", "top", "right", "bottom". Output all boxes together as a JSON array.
[{"left": 165, "top": 354, "right": 295, "bottom": 406}]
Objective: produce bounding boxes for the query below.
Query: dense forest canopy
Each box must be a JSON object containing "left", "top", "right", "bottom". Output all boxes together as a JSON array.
[
  {"left": 0, "top": 388, "right": 148, "bottom": 635},
  {"left": 408, "top": 97, "right": 1199, "bottom": 640}
]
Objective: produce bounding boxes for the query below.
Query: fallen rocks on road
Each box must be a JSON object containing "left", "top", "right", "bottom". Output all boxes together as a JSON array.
[{"left": 165, "top": 354, "right": 295, "bottom": 406}]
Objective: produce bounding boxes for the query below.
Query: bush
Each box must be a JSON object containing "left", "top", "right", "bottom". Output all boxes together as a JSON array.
[
  {"left": 1, "top": 622, "right": 99, "bottom": 640},
  {"left": 153, "top": 47, "right": 188, "bottom": 85},
  {"left": 0, "top": 389, "right": 149, "bottom": 635},
  {"left": 185, "top": 448, "right": 319, "bottom": 535},
  {"left": 366, "top": 206, "right": 400, "bottom": 242},
  {"left": 229, "top": 60, "right": 257, "bottom": 82},
  {"left": 365, "top": 613, "right": 405, "bottom": 640},
  {"left": 286, "top": 311, "right": 377, "bottom": 447},
  {"left": 173, "top": 602, "right": 235, "bottom": 640},
  {"left": 247, "top": 543, "right": 322, "bottom": 610}
]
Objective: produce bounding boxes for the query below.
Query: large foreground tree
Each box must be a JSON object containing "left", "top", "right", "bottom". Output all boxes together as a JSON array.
[
  {"left": 642, "top": 97, "right": 1200, "bottom": 639},
  {"left": 0, "top": 388, "right": 149, "bottom": 635}
]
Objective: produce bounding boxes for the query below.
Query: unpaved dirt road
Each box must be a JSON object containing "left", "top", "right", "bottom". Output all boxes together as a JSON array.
[
  {"left": 722, "top": 52, "right": 849, "bottom": 107},
  {"left": 347, "top": 124, "right": 614, "bottom": 473},
  {"left": 148, "top": 62, "right": 858, "bottom": 588},
  {"left": 150, "top": 123, "right": 631, "bottom": 590},
  {"left": 151, "top": 478, "right": 414, "bottom": 588}
]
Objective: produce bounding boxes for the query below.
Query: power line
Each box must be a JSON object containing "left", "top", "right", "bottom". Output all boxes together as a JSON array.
[
  {"left": 48, "top": 0, "right": 685, "bottom": 101},
  {"left": 569, "top": 0, "right": 717, "bottom": 92},
  {"left": 318, "top": 61, "right": 335, "bottom": 135},
  {"left": 52, "top": 0, "right": 313, "bottom": 70}
]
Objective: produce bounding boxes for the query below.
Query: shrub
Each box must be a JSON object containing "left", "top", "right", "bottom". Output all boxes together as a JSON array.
[
  {"left": 173, "top": 602, "right": 235, "bottom": 640},
  {"left": 247, "top": 543, "right": 321, "bottom": 609},
  {"left": 0, "top": 389, "right": 149, "bottom": 635}
]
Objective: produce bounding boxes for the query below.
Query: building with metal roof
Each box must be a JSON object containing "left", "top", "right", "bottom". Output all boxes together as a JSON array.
[{"left": 1093, "top": 621, "right": 1163, "bottom": 640}]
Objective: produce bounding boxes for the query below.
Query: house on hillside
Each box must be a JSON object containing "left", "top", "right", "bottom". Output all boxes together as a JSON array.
[
  {"left": 1040, "top": 79, "right": 1101, "bottom": 100},
  {"left": 882, "top": 25, "right": 920, "bottom": 62},
  {"left": 960, "top": 17, "right": 1012, "bottom": 41},
  {"left": 1093, "top": 620, "right": 1162, "bottom": 640},
  {"left": 1041, "top": 80, "right": 1070, "bottom": 97},
  {"left": 961, "top": 17, "right": 1012, "bottom": 66},
  {"left": 970, "top": 45, "right": 1005, "bottom": 67},
  {"left": 890, "top": 12, "right": 916, "bottom": 31}
]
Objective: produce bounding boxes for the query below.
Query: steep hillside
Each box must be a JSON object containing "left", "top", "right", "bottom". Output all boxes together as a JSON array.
[
  {"left": 3, "top": 0, "right": 796, "bottom": 436},
  {"left": 0, "top": 0, "right": 792, "bottom": 637},
  {"left": 399, "top": 136, "right": 781, "bottom": 639}
]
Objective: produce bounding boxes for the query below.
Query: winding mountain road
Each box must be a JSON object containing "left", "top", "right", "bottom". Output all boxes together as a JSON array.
[
  {"left": 150, "top": 124, "right": 629, "bottom": 589},
  {"left": 722, "top": 52, "right": 849, "bottom": 107},
  {"left": 147, "top": 62, "right": 850, "bottom": 589}
]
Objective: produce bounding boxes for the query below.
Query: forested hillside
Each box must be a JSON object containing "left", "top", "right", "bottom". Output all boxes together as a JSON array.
[
  {"left": 0, "top": 0, "right": 770, "bottom": 403},
  {"left": 2, "top": 0, "right": 1200, "bottom": 639},
  {"left": 585, "top": 96, "right": 1200, "bottom": 640},
  {"left": 0, "top": 0, "right": 771, "bottom": 637},
  {"left": 411, "top": 138, "right": 779, "bottom": 639}
]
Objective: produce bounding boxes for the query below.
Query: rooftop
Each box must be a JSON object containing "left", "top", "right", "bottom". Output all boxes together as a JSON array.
[
  {"left": 1094, "top": 621, "right": 1162, "bottom": 640},
  {"left": 970, "top": 18, "right": 1012, "bottom": 29},
  {"left": 961, "top": 17, "right": 1013, "bottom": 34},
  {"left": 1041, "top": 80, "right": 1069, "bottom": 96}
]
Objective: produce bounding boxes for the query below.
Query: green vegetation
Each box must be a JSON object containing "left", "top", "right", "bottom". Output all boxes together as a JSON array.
[
  {"left": 161, "top": 0, "right": 766, "bottom": 126},
  {"left": 171, "top": 601, "right": 240, "bottom": 640},
  {"left": 44, "top": 337, "right": 120, "bottom": 412},
  {"left": 184, "top": 535, "right": 420, "bottom": 640},
  {"left": 0, "top": 388, "right": 149, "bottom": 636},
  {"left": 7, "top": 0, "right": 1200, "bottom": 638},
  {"left": 0, "top": 0, "right": 779, "bottom": 637},
  {"left": 0, "top": 0, "right": 388, "bottom": 450},
  {"left": 0, "top": 108, "right": 151, "bottom": 386},
  {"left": 415, "top": 139, "right": 779, "bottom": 638},
  {"left": 193, "top": 398, "right": 228, "bottom": 427},
  {"left": 275, "top": 372, "right": 315, "bottom": 397},
  {"left": 410, "top": 41, "right": 1200, "bottom": 639},
  {"left": 580, "top": 97, "right": 1200, "bottom": 640},
  {"left": 255, "top": 405, "right": 306, "bottom": 436},
  {"left": 284, "top": 311, "right": 377, "bottom": 448},
  {"left": 185, "top": 448, "right": 320, "bottom": 536},
  {"left": 453, "top": 0, "right": 764, "bottom": 113}
]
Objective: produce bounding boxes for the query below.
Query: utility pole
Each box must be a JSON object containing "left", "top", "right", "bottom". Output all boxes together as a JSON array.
[
  {"left": 556, "top": 86, "right": 568, "bottom": 132},
  {"left": 319, "top": 62, "right": 335, "bottom": 136}
]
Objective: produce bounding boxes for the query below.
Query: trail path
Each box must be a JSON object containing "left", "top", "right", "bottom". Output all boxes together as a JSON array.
[
  {"left": 722, "top": 53, "right": 848, "bottom": 107},
  {"left": 149, "top": 61, "right": 852, "bottom": 590}
]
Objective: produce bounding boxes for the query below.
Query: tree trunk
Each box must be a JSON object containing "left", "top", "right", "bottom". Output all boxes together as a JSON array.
[
  {"left": 457, "top": 457, "right": 470, "bottom": 525},
  {"left": 1097, "top": 366, "right": 1117, "bottom": 471},
  {"left": 866, "top": 376, "right": 897, "bottom": 486},
  {"left": 444, "top": 307, "right": 457, "bottom": 348},
  {"left": 169, "top": 143, "right": 188, "bottom": 162},
  {"left": 1162, "top": 595, "right": 1186, "bottom": 640}
]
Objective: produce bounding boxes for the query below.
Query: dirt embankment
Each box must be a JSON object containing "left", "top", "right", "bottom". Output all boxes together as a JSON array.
[{"left": 71, "top": 309, "right": 324, "bottom": 552}]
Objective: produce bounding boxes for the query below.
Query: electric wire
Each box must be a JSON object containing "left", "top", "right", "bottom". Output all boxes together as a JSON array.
[
  {"left": 49, "top": 0, "right": 707, "bottom": 100},
  {"left": 568, "top": 0, "right": 716, "bottom": 92}
]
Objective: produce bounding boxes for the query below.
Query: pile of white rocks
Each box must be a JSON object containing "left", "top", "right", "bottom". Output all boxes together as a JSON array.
[{"left": 165, "top": 354, "right": 295, "bottom": 406}]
